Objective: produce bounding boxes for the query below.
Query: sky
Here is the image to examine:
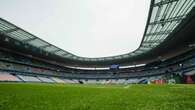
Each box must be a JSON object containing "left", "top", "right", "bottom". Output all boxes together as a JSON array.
[{"left": 0, "top": 0, "right": 150, "bottom": 58}]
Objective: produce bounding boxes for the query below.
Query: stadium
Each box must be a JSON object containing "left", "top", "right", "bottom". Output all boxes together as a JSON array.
[{"left": 0, "top": 0, "right": 195, "bottom": 110}]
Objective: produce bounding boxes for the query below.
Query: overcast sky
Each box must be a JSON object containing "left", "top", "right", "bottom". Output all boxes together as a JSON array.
[{"left": 0, "top": 0, "right": 150, "bottom": 58}]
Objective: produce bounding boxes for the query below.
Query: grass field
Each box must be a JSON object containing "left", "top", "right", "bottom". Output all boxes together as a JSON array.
[{"left": 0, "top": 83, "right": 195, "bottom": 110}]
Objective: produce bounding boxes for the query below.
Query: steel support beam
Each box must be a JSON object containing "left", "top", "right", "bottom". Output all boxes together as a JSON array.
[
  {"left": 149, "top": 15, "right": 185, "bottom": 25},
  {"left": 51, "top": 49, "right": 61, "bottom": 53},
  {"left": 39, "top": 44, "right": 52, "bottom": 49},
  {"left": 0, "top": 28, "right": 19, "bottom": 34},
  {"left": 22, "top": 37, "right": 37, "bottom": 42},
  {"left": 154, "top": 0, "right": 178, "bottom": 7},
  {"left": 145, "top": 30, "right": 172, "bottom": 36}
]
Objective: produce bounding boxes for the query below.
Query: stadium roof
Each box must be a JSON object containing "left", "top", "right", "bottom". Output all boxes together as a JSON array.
[{"left": 0, "top": 0, "right": 194, "bottom": 66}]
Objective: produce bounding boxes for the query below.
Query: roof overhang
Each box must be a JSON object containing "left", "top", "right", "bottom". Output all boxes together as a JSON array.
[{"left": 0, "top": 0, "right": 194, "bottom": 67}]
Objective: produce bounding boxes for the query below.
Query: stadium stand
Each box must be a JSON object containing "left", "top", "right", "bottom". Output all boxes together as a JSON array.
[
  {"left": 0, "top": 72, "right": 20, "bottom": 82},
  {"left": 63, "top": 79, "right": 78, "bottom": 84},
  {"left": 37, "top": 77, "right": 54, "bottom": 83},
  {"left": 17, "top": 75, "right": 41, "bottom": 82},
  {"left": 51, "top": 77, "right": 65, "bottom": 83},
  {"left": 0, "top": 48, "right": 195, "bottom": 84}
]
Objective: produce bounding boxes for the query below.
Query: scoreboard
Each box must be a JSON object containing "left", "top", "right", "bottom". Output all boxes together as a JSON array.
[{"left": 110, "top": 64, "right": 119, "bottom": 70}]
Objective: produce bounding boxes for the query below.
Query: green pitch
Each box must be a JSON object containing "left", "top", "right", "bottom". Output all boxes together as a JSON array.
[{"left": 0, "top": 83, "right": 195, "bottom": 110}]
